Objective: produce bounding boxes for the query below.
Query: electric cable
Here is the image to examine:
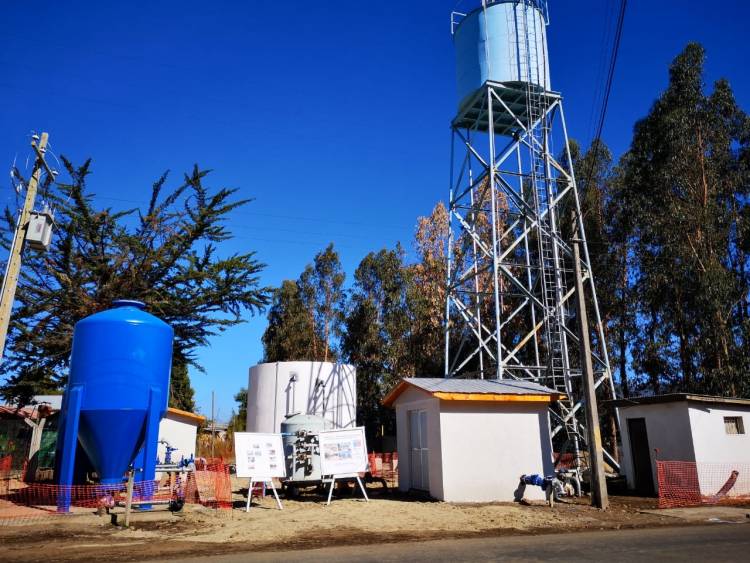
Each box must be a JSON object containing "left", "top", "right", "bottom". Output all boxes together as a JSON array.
[{"left": 581, "top": 0, "right": 627, "bottom": 195}]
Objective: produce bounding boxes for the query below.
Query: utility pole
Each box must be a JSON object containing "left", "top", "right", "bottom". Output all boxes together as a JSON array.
[
  {"left": 572, "top": 229, "right": 609, "bottom": 510},
  {"left": 0, "top": 133, "right": 52, "bottom": 361}
]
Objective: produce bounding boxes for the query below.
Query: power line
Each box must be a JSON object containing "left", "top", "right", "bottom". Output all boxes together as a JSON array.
[
  {"left": 585, "top": 0, "right": 617, "bottom": 145},
  {"left": 581, "top": 0, "right": 627, "bottom": 192}
]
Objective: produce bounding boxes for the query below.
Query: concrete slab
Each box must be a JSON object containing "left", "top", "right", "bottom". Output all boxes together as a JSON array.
[
  {"left": 109, "top": 508, "right": 182, "bottom": 526},
  {"left": 642, "top": 506, "right": 750, "bottom": 523}
]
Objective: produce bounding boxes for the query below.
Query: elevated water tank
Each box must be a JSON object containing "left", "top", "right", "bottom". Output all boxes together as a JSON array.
[
  {"left": 454, "top": 0, "right": 550, "bottom": 109},
  {"left": 246, "top": 362, "right": 356, "bottom": 433},
  {"left": 56, "top": 300, "right": 173, "bottom": 496}
]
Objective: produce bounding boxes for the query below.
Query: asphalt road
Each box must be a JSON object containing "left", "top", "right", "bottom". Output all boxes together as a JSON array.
[{"left": 160, "top": 524, "right": 750, "bottom": 563}]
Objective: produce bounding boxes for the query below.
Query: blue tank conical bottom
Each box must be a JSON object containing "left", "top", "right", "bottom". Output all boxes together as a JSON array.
[{"left": 78, "top": 410, "right": 147, "bottom": 484}]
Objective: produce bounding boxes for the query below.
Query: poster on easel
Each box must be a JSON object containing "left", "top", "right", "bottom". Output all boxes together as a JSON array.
[
  {"left": 234, "top": 432, "right": 286, "bottom": 479},
  {"left": 319, "top": 427, "right": 368, "bottom": 476}
]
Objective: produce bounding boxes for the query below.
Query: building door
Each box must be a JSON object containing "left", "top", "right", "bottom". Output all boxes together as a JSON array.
[
  {"left": 627, "top": 417, "right": 655, "bottom": 496},
  {"left": 409, "top": 409, "right": 429, "bottom": 491}
]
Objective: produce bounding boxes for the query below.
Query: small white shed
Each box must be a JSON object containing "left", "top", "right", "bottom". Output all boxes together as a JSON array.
[
  {"left": 614, "top": 394, "right": 750, "bottom": 495},
  {"left": 157, "top": 407, "right": 205, "bottom": 464},
  {"left": 383, "top": 378, "right": 563, "bottom": 503}
]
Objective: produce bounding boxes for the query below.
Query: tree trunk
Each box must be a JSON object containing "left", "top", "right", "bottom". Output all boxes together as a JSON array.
[{"left": 619, "top": 244, "right": 630, "bottom": 398}]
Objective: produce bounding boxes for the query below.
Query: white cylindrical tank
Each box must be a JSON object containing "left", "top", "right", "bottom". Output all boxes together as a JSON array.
[
  {"left": 246, "top": 362, "right": 357, "bottom": 433},
  {"left": 454, "top": 0, "right": 551, "bottom": 109}
]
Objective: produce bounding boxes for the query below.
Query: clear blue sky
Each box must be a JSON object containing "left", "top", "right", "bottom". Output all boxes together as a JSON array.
[{"left": 1, "top": 1, "right": 748, "bottom": 420}]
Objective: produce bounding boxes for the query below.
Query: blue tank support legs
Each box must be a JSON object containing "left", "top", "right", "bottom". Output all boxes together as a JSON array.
[
  {"left": 56, "top": 385, "right": 84, "bottom": 512},
  {"left": 135, "top": 386, "right": 162, "bottom": 509}
]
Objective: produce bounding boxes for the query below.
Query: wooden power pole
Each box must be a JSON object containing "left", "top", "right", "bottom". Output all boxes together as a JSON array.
[
  {"left": 572, "top": 231, "right": 610, "bottom": 510},
  {"left": 0, "top": 133, "right": 51, "bottom": 361}
]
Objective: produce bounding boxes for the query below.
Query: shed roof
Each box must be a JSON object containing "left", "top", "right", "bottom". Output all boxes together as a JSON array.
[
  {"left": 0, "top": 404, "right": 55, "bottom": 421},
  {"left": 608, "top": 393, "right": 750, "bottom": 409},
  {"left": 382, "top": 377, "right": 564, "bottom": 407},
  {"left": 166, "top": 407, "right": 206, "bottom": 425}
]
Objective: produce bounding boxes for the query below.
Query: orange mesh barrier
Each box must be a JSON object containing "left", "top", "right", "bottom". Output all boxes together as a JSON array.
[
  {"left": 657, "top": 460, "right": 750, "bottom": 508},
  {"left": 185, "top": 462, "right": 232, "bottom": 509},
  {"left": 0, "top": 458, "right": 233, "bottom": 525},
  {"left": 368, "top": 452, "right": 398, "bottom": 487}
]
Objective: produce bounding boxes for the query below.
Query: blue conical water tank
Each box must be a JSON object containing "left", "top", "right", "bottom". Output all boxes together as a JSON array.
[{"left": 56, "top": 299, "right": 173, "bottom": 490}]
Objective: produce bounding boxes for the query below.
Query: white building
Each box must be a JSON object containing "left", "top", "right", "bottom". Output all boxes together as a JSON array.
[
  {"left": 157, "top": 407, "right": 205, "bottom": 464},
  {"left": 383, "top": 378, "right": 564, "bottom": 503},
  {"left": 614, "top": 394, "right": 750, "bottom": 495},
  {"left": 246, "top": 362, "right": 356, "bottom": 433}
]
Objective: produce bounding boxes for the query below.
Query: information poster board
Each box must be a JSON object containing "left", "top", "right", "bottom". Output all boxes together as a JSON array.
[
  {"left": 234, "top": 432, "right": 286, "bottom": 479},
  {"left": 319, "top": 427, "right": 368, "bottom": 476}
]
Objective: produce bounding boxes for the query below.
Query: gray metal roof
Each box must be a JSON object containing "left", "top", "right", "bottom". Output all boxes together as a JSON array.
[
  {"left": 608, "top": 393, "right": 750, "bottom": 408},
  {"left": 402, "top": 377, "right": 560, "bottom": 396}
]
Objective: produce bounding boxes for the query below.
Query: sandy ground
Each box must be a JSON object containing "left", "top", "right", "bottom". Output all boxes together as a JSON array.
[{"left": 0, "top": 481, "right": 723, "bottom": 563}]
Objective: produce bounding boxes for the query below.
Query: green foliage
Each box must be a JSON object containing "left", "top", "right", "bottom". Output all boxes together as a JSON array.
[
  {"left": 0, "top": 161, "right": 271, "bottom": 406},
  {"left": 263, "top": 244, "right": 346, "bottom": 363},
  {"left": 169, "top": 362, "right": 195, "bottom": 412},
  {"left": 298, "top": 244, "right": 346, "bottom": 362},
  {"left": 228, "top": 387, "right": 247, "bottom": 433},
  {"left": 262, "top": 280, "right": 322, "bottom": 361},
  {"left": 618, "top": 43, "right": 750, "bottom": 397},
  {"left": 342, "top": 246, "right": 414, "bottom": 444}
]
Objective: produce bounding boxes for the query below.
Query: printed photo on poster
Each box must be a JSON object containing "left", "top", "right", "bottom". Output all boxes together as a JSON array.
[
  {"left": 234, "top": 432, "right": 286, "bottom": 479},
  {"left": 319, "top": 427, "right": 368, "bottom": 475}
]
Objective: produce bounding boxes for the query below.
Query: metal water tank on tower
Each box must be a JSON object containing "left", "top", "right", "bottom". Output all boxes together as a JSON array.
[
  {"left": 453, "top": 0, "right": 550, "bottom": 109},
  {"left": 445, "top": 0, "right": 619, "bottom": 474},
  {"left": 55, "top": 300, "right": 173, "bottom": 510}
]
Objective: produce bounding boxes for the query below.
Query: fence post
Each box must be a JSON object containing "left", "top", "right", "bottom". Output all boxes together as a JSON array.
[{"left": 124, "top": 469, "right": 135, "bottom": 527}]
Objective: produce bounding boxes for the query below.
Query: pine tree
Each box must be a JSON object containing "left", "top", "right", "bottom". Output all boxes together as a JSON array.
[
  {"left": 169, "top": 362, "right": 195, "bottom": 412},
  {"left": 0, "top": 160, "right": 270, "bottom": 406}
]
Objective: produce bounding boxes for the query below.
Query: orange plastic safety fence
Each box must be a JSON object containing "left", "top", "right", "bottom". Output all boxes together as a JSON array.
[
  {"left": 185, "top": 462, "right": 232, "bottom": 509},
  {"left": 0, "top": 460, "right": 234, "bottom": 525},
  {"left": 368, "top": 452, "right": 399, "bottom": 487},
  {"left": 656, "top": 460, "right": 750, "bottom": 508}
]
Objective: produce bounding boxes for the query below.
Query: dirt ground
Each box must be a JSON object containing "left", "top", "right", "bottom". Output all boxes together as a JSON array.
[{"left": 0, "top": 482, "right": 712, "bottom": 563}]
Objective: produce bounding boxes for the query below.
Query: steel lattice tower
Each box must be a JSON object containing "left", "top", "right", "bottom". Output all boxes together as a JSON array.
[{"left": 445, "top": 0, "right": 619, "bottom": 471}]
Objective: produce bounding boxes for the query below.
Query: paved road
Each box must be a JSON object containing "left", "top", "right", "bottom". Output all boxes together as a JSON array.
[{"left": 162, "top": 524, "right": 749, "bottom": 562}]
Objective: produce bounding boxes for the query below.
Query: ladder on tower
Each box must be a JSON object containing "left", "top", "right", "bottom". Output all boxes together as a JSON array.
[{"left": 518, "top": 0, "right": 584, "bottom": 467}]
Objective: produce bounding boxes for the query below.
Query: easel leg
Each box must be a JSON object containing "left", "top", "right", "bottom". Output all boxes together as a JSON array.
[
  {"left": 246, "top": 479, "right": 254, "bottom": 512},
  {"left": 326, "top": 477, "right": 335, "bottom": 506},
  {"left": 269, "top": 480, "right": 283, "bottom": 510},
  {"left": 355, "top": 476, "right": 369, "bottom": 502}
]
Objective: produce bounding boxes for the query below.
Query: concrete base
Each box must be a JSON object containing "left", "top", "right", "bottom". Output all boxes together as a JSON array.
[
  {"left": 642, "top": 507, "right": 750, "bottom": 523},
  {"left": 109, "top": 508, "right": 182, "bottom": 526}
]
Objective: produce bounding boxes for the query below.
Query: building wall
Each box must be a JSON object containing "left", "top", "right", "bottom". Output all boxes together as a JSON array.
[
  {"left": 688, "top": 404, "right": 750, "bottom": 464},
  {"left": 157, "top": 416, "right": 199, "bottom": 464},
  {"left": 688, "top": 404, "right": 750, "bottom": 495},
  {"left": 394, "top": 386, "right": 443, "bottom": 499},
  {"left": 246, "top": 362, "right": 356, "bottom": 433},
  {"left": 617, "top": 402, "right": 695, "bottom": 491},
  {"left": 438, "top": 401, "right": 553, "bottom": 502}
]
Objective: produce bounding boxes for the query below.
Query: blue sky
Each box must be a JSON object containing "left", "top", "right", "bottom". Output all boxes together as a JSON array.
[{"left": 1, "top": 1, "right": 748, "bottom": 419}]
